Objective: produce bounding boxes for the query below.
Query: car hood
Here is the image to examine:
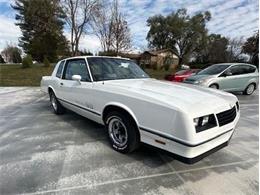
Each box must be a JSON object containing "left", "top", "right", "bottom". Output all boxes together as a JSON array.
[{"left": 101, "top": 78, "right": 238, "bottom": 116}]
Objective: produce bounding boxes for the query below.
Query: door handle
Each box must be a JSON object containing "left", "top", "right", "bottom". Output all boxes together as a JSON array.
[{"left": 60, "top": 82, "right": 63, "bottom": 86}]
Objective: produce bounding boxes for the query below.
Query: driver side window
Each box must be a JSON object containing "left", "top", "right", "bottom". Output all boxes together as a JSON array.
[
  {"left": 229, "top": 66, "right": 243, "bottom": 75},
  {"left": 223, "top": 66, "right": 241, "bottom": 76},
  {"left": 63, "top": 59, "right": 91, "bottom": 82}
]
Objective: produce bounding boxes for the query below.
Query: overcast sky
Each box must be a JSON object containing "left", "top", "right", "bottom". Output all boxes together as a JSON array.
[{"left": 0, "top": 0, "right": 258, "bottom": 53}]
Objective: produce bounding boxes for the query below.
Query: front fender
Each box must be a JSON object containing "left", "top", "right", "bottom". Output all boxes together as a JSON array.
[{"left": 102, "top": 102, "right": 140, "bottom": 126}]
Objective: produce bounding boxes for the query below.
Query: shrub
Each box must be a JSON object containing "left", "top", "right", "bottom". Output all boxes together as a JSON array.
[
  {"left": 43, "top": 56, "right": 50, "bottom": 67},
  {"left": 22, "top": 55, "right": 33, "bottom": 68}
]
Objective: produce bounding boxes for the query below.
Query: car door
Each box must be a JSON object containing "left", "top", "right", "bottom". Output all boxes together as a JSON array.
[
  {"left": 53, "top": 60, "right": 65, "bottom": 98},
  {"left": 218, "top": 65, "right": 241, "bottom": 91},
  {"left": 219, "top": 65, "right": 249, "bottom": 91},
  {"left": 60, "top": 58, "right": 94, "bottom": 114}
]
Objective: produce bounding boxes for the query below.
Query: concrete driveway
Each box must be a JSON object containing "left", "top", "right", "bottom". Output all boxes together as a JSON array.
[{"left": 0, "top": 87, "right": 258, "bottom": 195}]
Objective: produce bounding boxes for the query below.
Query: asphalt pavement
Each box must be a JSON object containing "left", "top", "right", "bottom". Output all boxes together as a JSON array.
[{"left": 0, "top": 87, "right": 258, "bottom": 195}]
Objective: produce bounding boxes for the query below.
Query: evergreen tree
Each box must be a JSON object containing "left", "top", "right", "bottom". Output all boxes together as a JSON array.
[{"left": 12, "top": 0, "right": 69, "bottom": 62}]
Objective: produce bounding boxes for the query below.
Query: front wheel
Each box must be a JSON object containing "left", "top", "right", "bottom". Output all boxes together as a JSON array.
[
  {"left": 105, "top": 111, "right": 140, "bottom": 153},
  {"left": 49, "top": 91, "right": 65, "bottom": 114},
  {"left": 243, "top": 83, "right": 256, "bottom": 95}
]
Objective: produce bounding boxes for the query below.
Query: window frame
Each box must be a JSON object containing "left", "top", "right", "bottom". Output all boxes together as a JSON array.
[
  {"left": 55, "top": 60, "right": 65, "bottom": 78},
  {"left": 228, "top": 65, "right": 256, "bottom": 76},
  {"left": 62, "top": 58, "right": 92, "bottom": 82}
]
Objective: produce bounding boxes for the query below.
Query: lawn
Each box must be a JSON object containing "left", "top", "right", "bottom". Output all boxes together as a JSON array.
[
  {"left": 0, "top": 64, "right": 173, "bottom": 86},
  {"left": 0, "top": 64, "right": 54, "bottom": 86}
]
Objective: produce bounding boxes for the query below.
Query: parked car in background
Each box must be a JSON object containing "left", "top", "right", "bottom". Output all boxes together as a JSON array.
[
  {"left": 165, "top": 69, "right": 201, "bottom": 82},
  {"left": 184, "top": 63, "right": 259, "bottom": 95},
  {"left": 41, "top": 56, "right": 240, "bottom": 163}
]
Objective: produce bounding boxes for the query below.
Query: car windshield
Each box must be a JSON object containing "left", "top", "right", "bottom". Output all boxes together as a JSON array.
[
  {"left": 197, "top": 64, "right": 231, "bottom": 75},
  {"left": 87, "top": 57, "right": 149, "bottom": 81}
]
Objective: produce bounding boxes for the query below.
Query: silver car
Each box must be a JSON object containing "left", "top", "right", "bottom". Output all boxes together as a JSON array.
[{"left": 184, "top": 63, "right": 259, "bottom": 95}]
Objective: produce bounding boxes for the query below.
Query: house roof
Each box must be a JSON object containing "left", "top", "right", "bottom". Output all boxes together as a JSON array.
[
  {"left": 143, "top": 49, "right": 178, "bottom": 56},
  {"left": 142, "top": 49, "right": 175, "bottom": 56}
]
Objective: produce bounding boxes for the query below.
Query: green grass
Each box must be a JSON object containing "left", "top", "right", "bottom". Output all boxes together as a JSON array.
[
  {"left": 0, "top": 64, "right": 173, "bottom": 86},
  {"left": 0, "top": 64, "right": 54, "bottom": 86}
]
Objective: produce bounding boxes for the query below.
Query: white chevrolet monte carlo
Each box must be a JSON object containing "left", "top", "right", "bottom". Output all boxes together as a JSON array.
[{"left": 41, "top": 56, "right": 240, "bottom": 163}]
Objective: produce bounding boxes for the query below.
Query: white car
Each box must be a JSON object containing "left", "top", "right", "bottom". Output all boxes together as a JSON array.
[{"left": 41, "top": 56, "right": 240, "bottom": 163}]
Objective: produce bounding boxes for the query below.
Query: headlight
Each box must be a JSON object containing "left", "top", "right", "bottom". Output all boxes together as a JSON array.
[{"left": 193, "top": 114, "right": 217, "bottom": 133}]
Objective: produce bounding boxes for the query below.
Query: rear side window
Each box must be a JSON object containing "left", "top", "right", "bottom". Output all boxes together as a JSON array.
[
  {"left": 229, "top": 66, "right": 242, "bottom": 75},
  {"left": 229, "top": 65, "right": 256, "bottom": 75},
  {"left": 245, "top": 65, "right": 256, "bottom": 74},
  {"left": 56, "top": 61, "right": 65, "bottom": 78}
]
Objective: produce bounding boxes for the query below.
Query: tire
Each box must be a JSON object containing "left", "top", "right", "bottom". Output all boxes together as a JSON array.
[
  {"left": 105, "top": 111, "right": 140, "bottom": 153},
  {"left": 49, "top": 91, "right": 65, "bottom": 114},
  {"left": 209, "top": 84, "right": 218, "bottom": 89},
  {"left": 243, "top": 83, "right": 255, "bottom": 95}
]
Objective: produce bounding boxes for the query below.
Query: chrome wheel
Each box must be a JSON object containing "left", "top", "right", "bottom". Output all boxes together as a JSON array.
[
  {"left": 246, "top": 84, "right": 255, "bottom": 95},
  {"left": 108, "top": 117, "right": 128, "bottom": 147},
  {"left": 50, "top": 94, "right": 58, "bottom": 111}
]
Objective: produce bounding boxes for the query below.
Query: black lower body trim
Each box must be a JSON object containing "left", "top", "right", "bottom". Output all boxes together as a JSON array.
[
  {"left": 143, "top": 141, "right": 229, "bottom": 164},
  {"left": 173, "top": 141, "right": 229, "bottom": 164},
  {"left": 140, "top": 126, "right": 233, "bottom": 147},
  {"left": 57, "top": 98, "right": 101, "bottom": 116}
]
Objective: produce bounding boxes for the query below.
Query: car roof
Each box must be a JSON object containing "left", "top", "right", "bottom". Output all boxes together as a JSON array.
[
  {"left": 214, "top": 63, "right": 255, "bottom": 66},
  {"left": 62, "top": 56, "right": 131, "bottom": 61}
]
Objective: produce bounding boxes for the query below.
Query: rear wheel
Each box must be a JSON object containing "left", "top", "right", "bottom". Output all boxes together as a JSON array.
[
  {"left": 105, "top": 111, "right": 140, "bottom": 153},
  {"left": 209, "top": 84, "right": 219, "bottom": 89},
  {"left": 243, "top": 83, "right": 255, "bottom": 95},
  {"left": 49, "top": 91, "right": 65, "bottom": 114}
]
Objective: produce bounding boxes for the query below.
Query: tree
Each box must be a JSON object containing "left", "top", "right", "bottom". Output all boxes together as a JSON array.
[
  {"left": 1, "top": 44, "right": 22, "bottom": 63},
  {"left": 110, "top": 0, "right": 131, "bottom": 53},
  {"left": 12, "top": 0, "right": 69, "bottom": 62},
  {"left": 61, "top": 0, "right": 100, "bottom": 56},
  {"left": 226, "top": 37, "right": 244, "bottom": 62},
  {"left": 147, "top": 9, "right": 211, "bottom": 65},
  {"left": 242, "top": 32, "right": 259, "bottom": 66},
  {"left": 43, "top": 56, "right": 51, "bottom": 67},
  {"left": 93, "top": 0, "right": 131, "bottom": 54},
  {"left": 22, "top": 54, "right": 33, "bottom": 68},
  {"left": 0, "top": 54, "right": 5, "bottom": 63},
  {"left": 193, "top": 34, "right": 229, "bottom": 64}
]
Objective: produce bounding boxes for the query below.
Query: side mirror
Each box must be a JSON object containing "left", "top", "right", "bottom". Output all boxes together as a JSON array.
[
  {"left": 222, "top": 71, "right": 232, "bottom": 77},
  {"left": 72, "top": 75, "right": 82, "bottom": 83}
]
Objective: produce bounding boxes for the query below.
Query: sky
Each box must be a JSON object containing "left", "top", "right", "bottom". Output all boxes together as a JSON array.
[{"left": 0, "top": 0, "right": 259, "bottom": 53}]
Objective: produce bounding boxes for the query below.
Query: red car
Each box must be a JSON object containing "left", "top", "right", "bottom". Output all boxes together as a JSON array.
[{"left": 165, "top": 69, "right": 201, "bottom": 82}]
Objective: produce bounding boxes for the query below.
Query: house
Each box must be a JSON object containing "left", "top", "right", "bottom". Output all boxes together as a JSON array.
[
  {"left": 119, "top": 53, "right": 141, "bottom": 64},
  {"left": 140, "top": 49, "right": 179, "bottom": 69}
]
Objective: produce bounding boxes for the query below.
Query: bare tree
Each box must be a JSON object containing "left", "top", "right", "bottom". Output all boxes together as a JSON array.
[
  {"left": 111, "top": 0, "right": 131, "bottom": 53},
  {"left": 92, "top": 2, "right": 114, "bottom": 52},
  {"left": 62, "top": 0, "right": 100, "bottom": 56},
  {"left": 92, "top": 0, "right": 131, "bottom": 54},
  {"left": 227, "top": 37, "right": 244, "bottom": 62}
]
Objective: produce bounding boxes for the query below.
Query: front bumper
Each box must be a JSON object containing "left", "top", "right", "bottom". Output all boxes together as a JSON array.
[{"left": 140, "top": 110, "right": 239, "bottom": 164}]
